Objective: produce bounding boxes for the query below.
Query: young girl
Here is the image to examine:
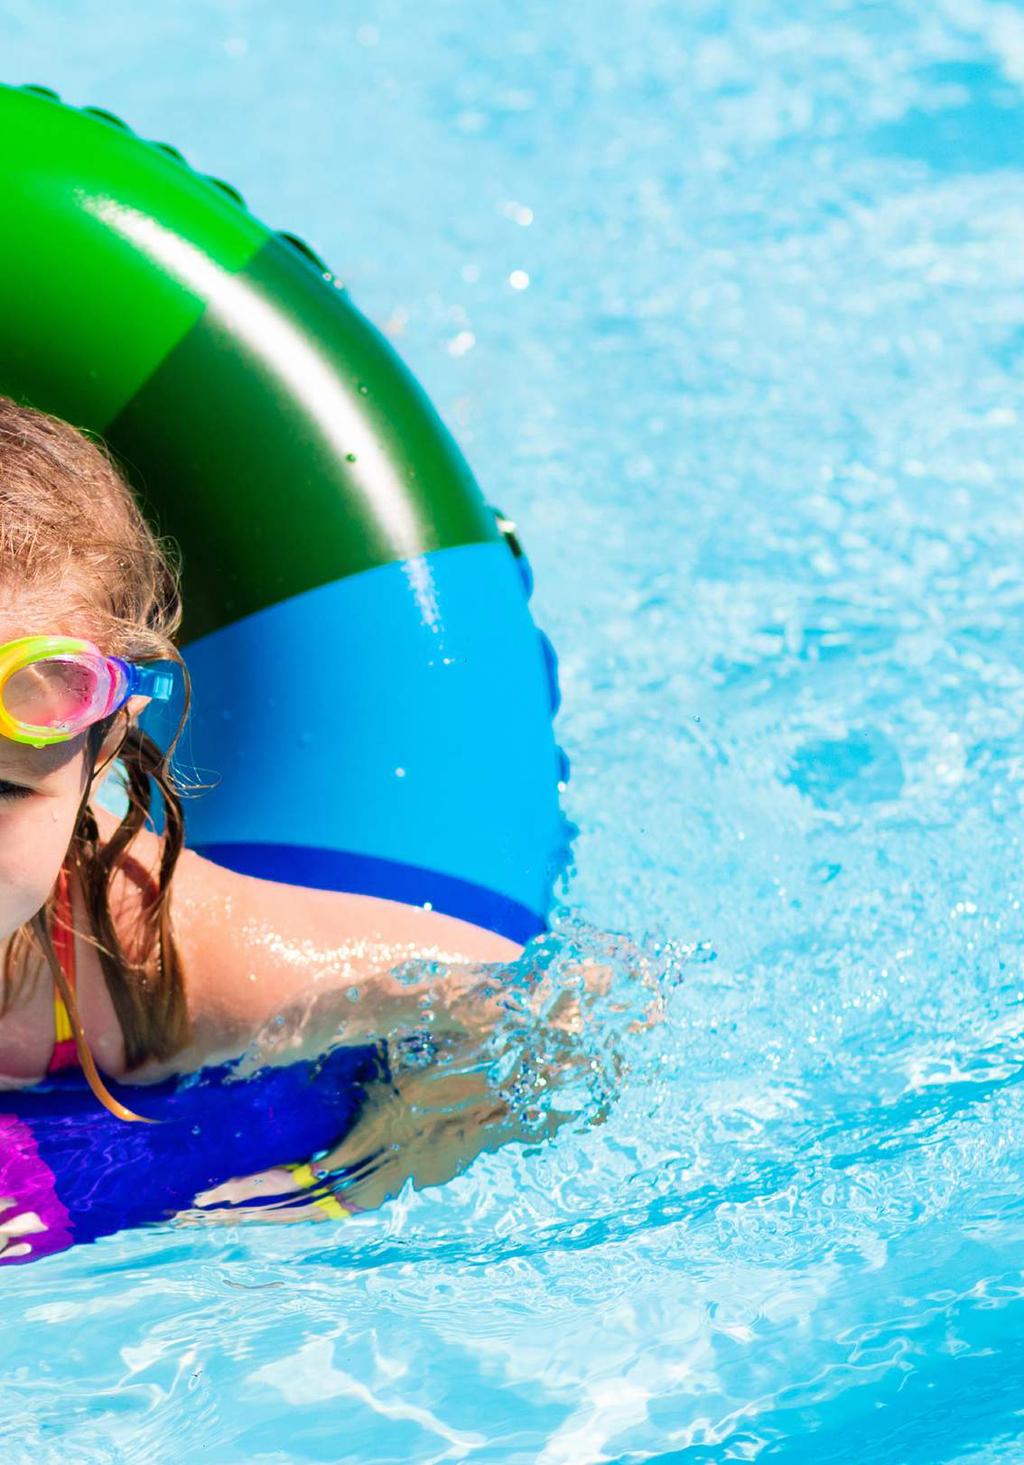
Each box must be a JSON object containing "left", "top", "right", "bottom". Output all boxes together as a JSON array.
[{"left": 0, "top": 395, "right": 537, "bottom": 1152}]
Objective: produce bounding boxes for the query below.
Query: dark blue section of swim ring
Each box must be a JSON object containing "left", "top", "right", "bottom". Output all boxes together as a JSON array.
[{"left": 1, "top": 1045, "right": 386, "bottom": 1255}]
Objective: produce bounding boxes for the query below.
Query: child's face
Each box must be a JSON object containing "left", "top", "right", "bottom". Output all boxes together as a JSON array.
[
  {"left": 0, "top": 605, "right": 136, "bottom": 940},
  {"left": 0, "top": 729, "right": 93, "bottom": 939}
]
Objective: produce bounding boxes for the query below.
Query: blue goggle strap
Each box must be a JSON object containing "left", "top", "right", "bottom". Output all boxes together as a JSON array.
[{"left": 122, "top": 661, "right": 176, "bottom": 705}]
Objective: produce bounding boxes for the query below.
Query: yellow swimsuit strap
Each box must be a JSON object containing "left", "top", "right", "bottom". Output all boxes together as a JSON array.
[{"left": 53, "top": 987, "right": 74, "bottom": 1045}]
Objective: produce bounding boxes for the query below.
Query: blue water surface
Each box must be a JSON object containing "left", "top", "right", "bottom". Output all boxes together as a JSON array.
[{"left": 4, "top": 0, "right": 1024, "bottom": 1459}]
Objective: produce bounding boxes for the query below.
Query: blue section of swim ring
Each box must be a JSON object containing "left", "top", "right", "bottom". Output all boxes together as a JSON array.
[{"left": 146, "top": 541, "right": 573, "bottom": 941}]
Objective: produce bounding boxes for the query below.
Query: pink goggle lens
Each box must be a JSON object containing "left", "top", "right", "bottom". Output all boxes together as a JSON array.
[{"left": 2, "top": 654, "right": 123, "bottom": 734}]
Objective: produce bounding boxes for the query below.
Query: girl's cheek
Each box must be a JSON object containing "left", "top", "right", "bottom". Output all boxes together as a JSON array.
[{"left": 0, "top": 800, "right": 76, "bottom": 932}]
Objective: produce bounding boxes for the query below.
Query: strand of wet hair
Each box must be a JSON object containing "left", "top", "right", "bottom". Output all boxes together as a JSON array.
[
  {"left": 72, "top": 721, "right": 190, "bottom": 1070},
  {"left": 32, "top": 715, "right": 155, "bottom": 1123}
]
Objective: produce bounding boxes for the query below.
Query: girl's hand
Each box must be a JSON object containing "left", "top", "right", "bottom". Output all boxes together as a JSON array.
[
  {"left": 274, "top": 951, "right": 657, "bottom": 1214},
  {"left": 189, "top": 1167, "right": 343, "bottom": 1224},
  {"left": 184, "top": 964, "right": 617, "bottom": 1224},
  {"left": 186, "top": 938, "right": 666, "bottom": 1226}
]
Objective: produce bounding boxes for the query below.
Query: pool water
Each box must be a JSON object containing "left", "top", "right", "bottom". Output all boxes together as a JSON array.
[{"left": 5, "top": 1, "right": 1024, "bottom": 1459}]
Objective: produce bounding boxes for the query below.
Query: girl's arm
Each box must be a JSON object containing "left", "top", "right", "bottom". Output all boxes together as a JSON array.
[{"left": 95, "top": 809, "right": 524, "bottom": 1077}]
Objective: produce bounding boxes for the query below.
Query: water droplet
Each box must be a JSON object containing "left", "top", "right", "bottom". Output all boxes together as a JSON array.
[
  {"left": 358, "top": 383, "right": 369, "bottom": 395},
  {"left": 346, "top": 452, "right": 358, "bottom": 462}
]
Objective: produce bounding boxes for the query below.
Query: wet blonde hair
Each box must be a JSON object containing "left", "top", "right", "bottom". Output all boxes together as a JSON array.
[{"left": 0, "top": 393, "right": 192, "bottom": 1095}]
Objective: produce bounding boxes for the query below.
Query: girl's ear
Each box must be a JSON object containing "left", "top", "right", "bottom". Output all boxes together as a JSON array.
[
  {"left": 90, "top": 696, "right": 152, "bottom": 792},
  {"left": 91, "top": 708, "right": 131, "bottom": 789},
  {"left": 124, "top": 693, "right": 151, "bottom": 723}
]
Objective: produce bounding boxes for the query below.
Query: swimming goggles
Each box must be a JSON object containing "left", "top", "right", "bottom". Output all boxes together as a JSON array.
[{"left": 0, "top": 635, "right": 175, "bottom": 748}]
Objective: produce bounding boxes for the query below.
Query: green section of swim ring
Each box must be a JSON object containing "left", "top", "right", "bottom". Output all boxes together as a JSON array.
[
  {"left": 0, "top": 85, "right": 265, "bottom": 427},
  {"left": 0, "top": 83, "right": 501, "bottom": 644}
]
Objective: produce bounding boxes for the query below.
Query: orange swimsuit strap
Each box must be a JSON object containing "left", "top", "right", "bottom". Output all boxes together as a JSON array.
[{"left": 41, "top": 862, "right": 153, "bottom": 1123}]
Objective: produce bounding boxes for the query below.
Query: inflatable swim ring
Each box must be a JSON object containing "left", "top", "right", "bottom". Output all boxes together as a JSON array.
[{"left": 0, "top": 82, "right": 575, "bottom": 1262}]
